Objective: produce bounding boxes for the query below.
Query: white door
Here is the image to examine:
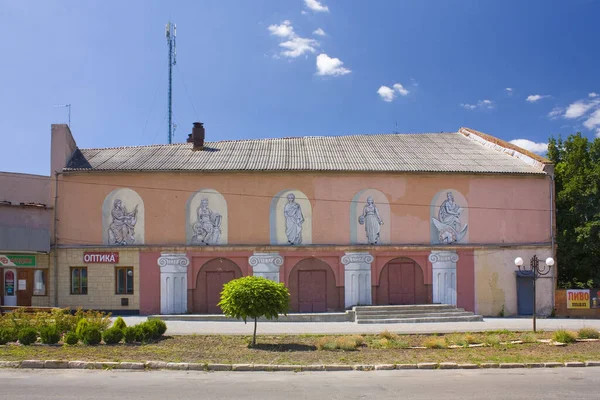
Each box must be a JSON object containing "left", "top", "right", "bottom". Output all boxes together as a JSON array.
[{"left": 4, "top": 269, "right": 17, "bottom": 306}]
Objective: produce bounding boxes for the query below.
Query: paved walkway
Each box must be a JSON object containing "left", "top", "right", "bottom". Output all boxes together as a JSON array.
[{"left": 121, "top": 317, "right": 600, "bottom": 335}]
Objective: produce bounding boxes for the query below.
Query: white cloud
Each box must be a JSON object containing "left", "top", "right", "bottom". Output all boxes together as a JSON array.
[
  {"left": 506, "top": 87, "right": 513, "bottom": 92},
  {"left": 305, "top": 0, "right": 329, "bottom": 13},
  {"left": 280, "top": 36, "right": 318, "bottom": 57},
  {"left": 526, "top": 94, "right": 549, "bottom": 103},
  {"left": 460, "top": 99, "right": 494, "bottom": 110},
  {"left": 268, "top": 20, "right": 319, "bottom": 58},
  {"left": 377, "top": 86, "right": 395, "bottom": 102},
  {"left": 584, "top": 108, "right": 600, "bottom": 130},
  {"left": 565, "top": 101, "right": 595, "bottom": 119},
  {"left": 410, "top": 78, "right": 419, "bottom": 86},
  {"left": 301, "top": 10, "right": 308, "bottom": 15},
  {"left": 268, "top": 20, "right": 294, "bottom": 38},
  {"left": 316, "top": 53, "right": 351, "bottom": 76},
  {"left": 548, "top": 107, "right": 563, "bottom": 119},
  {"left": 393, "top": 83, "right": 409, "bottom": 96},
  {"left": 596, "top": 129, "right": 600, "bottom": 138},
  {"left": 549, "top": 94, "right": 600, "bottom": 136},
  {"left": 313, "top": 28, "right": 326, "bottom": 36},
  {"left": 377, "top": 83, "right": 410, "bottom": 101},
  {"left": 509, "top": 139, "right": 547, "bottom": 154}
]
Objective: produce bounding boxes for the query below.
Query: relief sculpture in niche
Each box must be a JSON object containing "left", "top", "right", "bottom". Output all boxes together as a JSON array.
[
  {"left": 108, "top": 199, "right": 139, "bottom": 245},
  {"left": 284, "top": 193, "right": 304, "bottom": 245},
  {"left": 431, "top": 192, "right": 468, "bottom": 244},
  {"left": 191, "top": 198, "right": 222, "bottom": 245},
  {"left": 358, "top": 197, "right": 384, "bottom": 245}
]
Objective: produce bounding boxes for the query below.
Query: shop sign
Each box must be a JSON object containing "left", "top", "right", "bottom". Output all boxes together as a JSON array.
[
  {"left": 83, "top": 252, "right": 119, "bottom": 264},
  {"left": 567, "top": 289, "right": 590, "bottom": 309},
  {"left": 0, "top": 254, "right": 36, "bottom": 267}
]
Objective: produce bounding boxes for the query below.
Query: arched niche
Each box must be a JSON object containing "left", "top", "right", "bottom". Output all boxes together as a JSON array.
[
  {"left": 269, "top": 189, "right": 312, "bottom": 245},
  {"left": 102, "top": 188, "right": 144, "bottom": 245},
  {"left": 430, "top": 189, "right": 469, "bottom": 244},
  {"left": 186, "top": 189, "right": 227, "bottom": 245},
  {"left": 350, "top": 189, "right": 390, "bottom": 245}
]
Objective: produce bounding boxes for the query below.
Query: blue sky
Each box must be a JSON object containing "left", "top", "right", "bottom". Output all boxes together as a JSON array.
[{"left": 1, "top": 0, "right": 600, "bottom": 176}]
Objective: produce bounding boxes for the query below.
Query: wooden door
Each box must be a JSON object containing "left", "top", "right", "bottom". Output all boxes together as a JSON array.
[
  {"left": 298, "top": 270, "right": 327, "bottom": 312},
  {"left": 17, "top": 269, "right": 33, "bottom": 307},
  {"left": 388, "top": 262, "right": 416, "bottom": 305},
  {"left": 206, "top": 271, "right": 235, "bottom": 314}
]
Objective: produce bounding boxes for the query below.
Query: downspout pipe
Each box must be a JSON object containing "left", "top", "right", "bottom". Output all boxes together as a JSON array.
[{"left": 53, "top": 171, "right": 60, "bottom": 307}]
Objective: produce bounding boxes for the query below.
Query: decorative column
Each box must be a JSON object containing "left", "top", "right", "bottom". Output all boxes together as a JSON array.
[
  {"left": 158, "top": 253, "right": 190, "bottom": 314},
  {"left": 429, "top": 251, "right": 458, "bottom": 306},
  {"left": 249, "top": 252, "right": 283, "bottom": 282},
  {"left": 341, "top": 252, "right": 373, "bottom": 308}
]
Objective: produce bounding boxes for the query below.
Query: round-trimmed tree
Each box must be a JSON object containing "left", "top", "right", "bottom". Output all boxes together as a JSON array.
[{"left": 218, "top": 276, "right": 290, "bottom": 346}]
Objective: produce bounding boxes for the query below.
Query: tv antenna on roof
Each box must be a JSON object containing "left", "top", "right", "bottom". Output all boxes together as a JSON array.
[
  {"left": 53, "top": 104, "right": 71, "bottom": 127},
  {"left": 166, "top": 21, "right": 177, "bottom": 144}
]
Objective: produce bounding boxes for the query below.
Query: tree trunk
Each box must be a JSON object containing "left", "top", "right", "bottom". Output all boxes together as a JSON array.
[{"left": 252, "top": 317, "right": 258, "bottom": 346}]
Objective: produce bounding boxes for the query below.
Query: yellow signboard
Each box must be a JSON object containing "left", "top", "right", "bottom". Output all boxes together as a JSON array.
[{"left": 567, "top": 289, "right": 590, "bottom": 309}]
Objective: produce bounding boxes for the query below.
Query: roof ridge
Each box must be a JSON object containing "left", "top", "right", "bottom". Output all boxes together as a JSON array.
[{"left": 76, "top": 132, "right": 460, "bottom": 151}]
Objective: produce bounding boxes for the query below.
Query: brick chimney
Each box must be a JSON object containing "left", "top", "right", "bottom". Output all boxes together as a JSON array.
[{"left": 187, "top": 122, "right": 205, "bottom": 151}]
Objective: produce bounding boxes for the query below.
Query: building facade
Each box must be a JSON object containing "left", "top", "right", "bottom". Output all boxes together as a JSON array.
[
  {"left": 0, "top": 172, "right": 52, "bottom": 307},
  {"left": 38, "top": 123, "right": 556, "bottom": 316}
]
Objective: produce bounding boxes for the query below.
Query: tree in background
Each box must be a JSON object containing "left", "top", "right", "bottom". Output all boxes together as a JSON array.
[
  {"left": 218, "top": 276, "right": 290, "bottom": 347},
  {"left": 548, "top": 133, "right": 600, "bottom": 288}
]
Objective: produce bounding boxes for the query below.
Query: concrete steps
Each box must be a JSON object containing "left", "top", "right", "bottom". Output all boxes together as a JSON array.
[{"left": 354, "top": 304, "right": 483, "bottom": 324}]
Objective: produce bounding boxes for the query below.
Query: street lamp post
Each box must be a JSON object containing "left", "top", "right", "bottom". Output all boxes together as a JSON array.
[{"left": 514, "top": 255, "right": 555, "bottom": 332}]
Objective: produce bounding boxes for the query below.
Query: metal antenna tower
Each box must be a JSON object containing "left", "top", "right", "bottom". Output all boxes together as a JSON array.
[
  {"left": 166, "top": 21, "right": 177, "bottom": 144},
  {"left": 53, "top": 104, "right": 71, "bottom": 127}
]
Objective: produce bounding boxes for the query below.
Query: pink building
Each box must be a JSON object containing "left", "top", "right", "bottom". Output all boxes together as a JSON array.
[{"left": 38, "top": 123, "right": 555, "bottom": 316}]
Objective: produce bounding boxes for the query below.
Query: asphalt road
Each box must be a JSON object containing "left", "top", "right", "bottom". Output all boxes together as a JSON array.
[{"left": 0, "top": 368, "right": 598, "bottom": 400}]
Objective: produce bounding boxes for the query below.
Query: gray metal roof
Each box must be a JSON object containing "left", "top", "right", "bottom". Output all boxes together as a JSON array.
[{"left": 63, "top": 132, "right": 546, "bottom": 175}]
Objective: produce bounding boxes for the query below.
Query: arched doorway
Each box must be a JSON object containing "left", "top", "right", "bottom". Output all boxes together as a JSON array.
[
  {"left": 377, "top": 258, "right": 427, "bottom": 305},
  {"left": 288, "top": 258, "right": 340, "bottom": 312},
  {"left": 192, "top": 258, "right": 242, "bottom": 314}
]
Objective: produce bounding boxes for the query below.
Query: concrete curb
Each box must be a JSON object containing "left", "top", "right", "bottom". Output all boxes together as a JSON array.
[{"left": 3, "top": 360, "right": 600, "bottom": 372}]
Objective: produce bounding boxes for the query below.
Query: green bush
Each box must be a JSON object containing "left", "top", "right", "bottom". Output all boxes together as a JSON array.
[
  {"left": 578, "top": 327, "right": 600, "bottom": 339},
  {"left": 123, "top": 326, "right": 137, "bottom": 344},
  {"left": 39, "top": 325, "right": 61, "bottom": 345},
  {"left": 0, "top": 328, "right": 15, "bottom": 345},
  {"left": 81, "top": 326, "right": 102, "bottom": 345},
  {"left": 102, "top": 327, "right": 124, "bottom": 345},
  {"left": 553, "top": 329, "right": 576, "bottom": 344},
  {"left": 75, "top": 319, "right": 90, "bottom": 339},
  {"left": 218, "top": 276, "right": 290, "bottom": 346},
  {"left": 18, "top": 327, "right": 38, "bottom": 345},
  {"left": 139, "top": 322, "right": 159, "bottom": 342},
  {"left": 148, "top": 319, "right": 167, "bottom": 337},
  {"left": 113, "top": 317, "right": 127, "bottom": 331},
  {"left": 64, "top": 332, "right": 79, "bottom": 345},
  {"left": 132, "top": 324, "right": 154, "bottom": 343}
]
